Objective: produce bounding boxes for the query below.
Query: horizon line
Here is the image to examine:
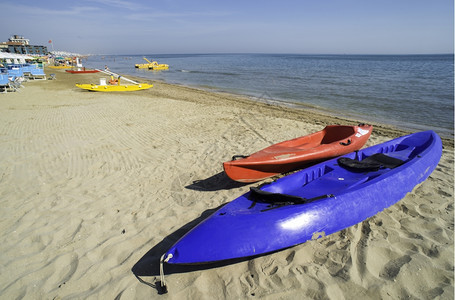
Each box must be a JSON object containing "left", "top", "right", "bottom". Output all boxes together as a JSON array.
[{"left": 93, "top": 52, "right": 454, "bottom": 56}]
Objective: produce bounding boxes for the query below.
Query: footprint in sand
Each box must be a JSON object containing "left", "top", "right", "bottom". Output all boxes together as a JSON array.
[{"left": 379, "top": 255, "right": 412, "bottom": 280}]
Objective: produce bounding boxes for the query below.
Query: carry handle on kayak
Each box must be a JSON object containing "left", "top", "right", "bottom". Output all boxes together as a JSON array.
[
  {"left": 249, "top": 187, "right": 333, "bottom": 205},
  {"left": 340, "top": 139, "right": 352, "bottom": 146}
]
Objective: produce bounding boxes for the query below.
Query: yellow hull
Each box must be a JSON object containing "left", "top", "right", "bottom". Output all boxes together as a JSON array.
[
  {"left": 135, "top": 64, "right": 152, "bottom": 69},
  {"left": 76, "top": 83, "right": 153, "bottom": 92},
  {"left": 149, "top": 64, "right": 169, "bottom": 70}
]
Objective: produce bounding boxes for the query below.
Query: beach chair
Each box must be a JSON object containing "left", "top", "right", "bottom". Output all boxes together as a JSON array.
[
  {"left": 8, "top": 76, "right": 24, "bottom": 92},
  {"left": 21, "top": 63, "right": 33, "bottom": 78},
  {"left": 30, "top": 65, "right": 46, "bottom": 80},
  {"left": 7, "top": 64, "right": 25, "bottom": 80},
  {"left": 0, "top": 68, "right": 9, "bottom": 93}
]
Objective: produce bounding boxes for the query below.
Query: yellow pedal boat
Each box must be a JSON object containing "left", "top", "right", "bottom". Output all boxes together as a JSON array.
[
  {"left": 135, "top": 57, "right": 169, "bottom": 70},
  {"left": 76, "top": 83, "right": 153, "bottom": 92}
]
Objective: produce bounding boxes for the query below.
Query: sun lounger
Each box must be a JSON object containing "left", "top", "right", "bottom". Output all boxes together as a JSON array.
[
  {"left": 29, "top": 66, "right": 46, "bottom": 80},
  {"left": 0, "top": 68, "right": 9, "bottom": 93},
  {"left": 18, "top": 63, "right": 46, "bottom": 80},
  {"left": 20, "top": 64, "right": 33, "bottom": 77},
  {"left": 7, "top": 64, "right": 25, "bottom": 81}
]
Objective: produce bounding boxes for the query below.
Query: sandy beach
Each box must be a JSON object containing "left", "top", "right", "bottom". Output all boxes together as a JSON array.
[{"left": 0, "top": 69, "right": 453, "bottom": 299}]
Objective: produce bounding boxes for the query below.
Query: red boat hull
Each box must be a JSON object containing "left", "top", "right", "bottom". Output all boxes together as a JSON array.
[{"left": 223, "top": 124, "right": 373, "bottom": 182}]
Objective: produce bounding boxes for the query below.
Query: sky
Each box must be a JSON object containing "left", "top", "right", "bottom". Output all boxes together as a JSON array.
[{"left": 1, "top": 0, "right": 453, "bottom": 55}]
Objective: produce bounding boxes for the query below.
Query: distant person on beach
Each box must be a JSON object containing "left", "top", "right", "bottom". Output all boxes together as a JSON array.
[{"left": 104, "top": 65, "right": 109, "bottom": 71}]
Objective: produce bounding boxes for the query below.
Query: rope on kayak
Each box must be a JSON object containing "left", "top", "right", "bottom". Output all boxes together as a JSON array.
[{"left": 158, "top": 253, "right": 173, "bottom": 294}]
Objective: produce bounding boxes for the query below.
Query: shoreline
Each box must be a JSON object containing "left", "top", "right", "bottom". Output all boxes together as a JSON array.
[
  {"left": 86, "top": 54, "right": 455, "bottom": 139},
  {"left": 0, "top": 67, "right": 453, "bottom": 299},
  {"left": 164, "top": 82, "right": 455, "bottom": 139},
  {"left": 68, "top": 66, "right": 455, "bottom": 145},
  {"left": 117, "top": 71, "right": 455, "bottom": 147},
  {"left": 153, "top": 80, "right": 455, "bottom": 143}
]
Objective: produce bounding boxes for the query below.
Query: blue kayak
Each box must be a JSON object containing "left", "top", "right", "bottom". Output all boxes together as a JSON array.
[{"left": 163, "top": 131, "right": 442, "bottom": 264}]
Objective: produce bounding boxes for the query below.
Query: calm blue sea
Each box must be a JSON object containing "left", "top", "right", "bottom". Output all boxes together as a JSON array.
[{"left": 83, "top": 54, "right": 454, "bottom": 138}]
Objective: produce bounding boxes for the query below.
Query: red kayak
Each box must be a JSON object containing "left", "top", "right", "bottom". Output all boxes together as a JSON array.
[
  {"left": 65, "top": 69, "right": 100, "bottom": 74},
  {"left": 223, "top": 124, "right": 373, "bottom": 183}
]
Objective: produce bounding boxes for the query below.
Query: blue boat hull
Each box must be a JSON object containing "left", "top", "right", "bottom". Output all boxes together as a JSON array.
[{"left": 164, "top": 131, "right": 442, "bottom": 264}]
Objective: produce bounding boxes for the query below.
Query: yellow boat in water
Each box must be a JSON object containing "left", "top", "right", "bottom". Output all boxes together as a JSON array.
[
  {"left": 135, "top": 57, "right": 169, "bottom": 70},
  {"left": 76, "top": 83, "right": 153, "bottom": 92}
]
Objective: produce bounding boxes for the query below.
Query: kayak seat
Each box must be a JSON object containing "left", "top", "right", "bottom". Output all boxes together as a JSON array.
[
  {"left": 320, "top": 126, "right": 355, "bottom": 144},
  {"left": 249, "top": 170, "right": 370, "bottom": 207},
  {"left": 337, "top": 153, "right": 404, "bottom": 172}
]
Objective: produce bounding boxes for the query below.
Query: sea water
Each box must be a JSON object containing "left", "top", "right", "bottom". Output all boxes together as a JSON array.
[{"left": 83, "top": 54, "right": 454, "bottom": 138}]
